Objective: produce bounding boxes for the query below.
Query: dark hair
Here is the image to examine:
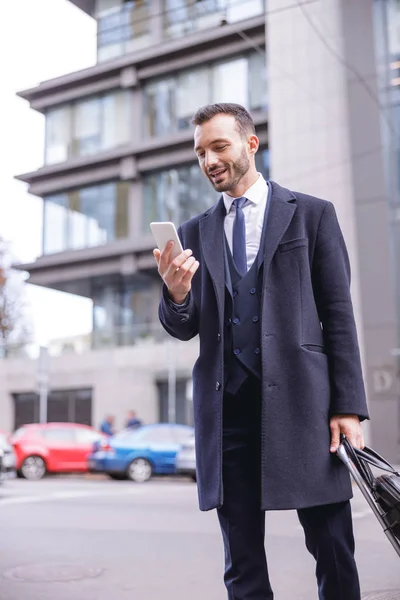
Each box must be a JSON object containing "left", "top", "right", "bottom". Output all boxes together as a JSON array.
[{"left": 191, "top": 103, "right": 256, "bottom": 138}]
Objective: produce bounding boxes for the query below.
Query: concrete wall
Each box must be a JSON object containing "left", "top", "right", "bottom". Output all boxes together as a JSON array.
[
  {"left": 267, "top": 0, "right": 399, "bottom": 459},
  {"left": 0, "top": 337, "right": 199, "bottom": 433}
]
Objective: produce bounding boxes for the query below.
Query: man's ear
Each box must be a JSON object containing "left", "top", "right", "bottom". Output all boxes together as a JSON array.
[{"left": 248, "top": 134, "right": 259, "bottom": 155}]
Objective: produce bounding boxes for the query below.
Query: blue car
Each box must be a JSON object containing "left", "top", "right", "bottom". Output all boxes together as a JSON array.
[{"left": 88, "top": 423, "right": 194, "bottom": 482}]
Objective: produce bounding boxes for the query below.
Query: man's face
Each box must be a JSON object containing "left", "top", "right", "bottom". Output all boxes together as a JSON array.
[{"left": 194, "top": 114, "right": 252, "bottom": 193}]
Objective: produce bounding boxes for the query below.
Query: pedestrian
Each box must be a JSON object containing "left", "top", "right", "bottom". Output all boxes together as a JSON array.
[
  {"left": 99, "top": 415, "right": 115, "bottom": 437},
  {"left": 125, "top": 410, "right": 142, "bottom": 429},
  {"left": 153, "top": 103, "right": 369, "bottom": 600}
]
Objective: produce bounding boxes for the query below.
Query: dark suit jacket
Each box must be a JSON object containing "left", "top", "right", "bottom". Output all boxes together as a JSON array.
[{"left": 159, "top": 181, "right": 369, "bottom": 511}]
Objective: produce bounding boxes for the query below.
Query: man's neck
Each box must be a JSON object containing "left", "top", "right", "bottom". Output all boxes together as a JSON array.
[{"left": 226, "top": 171, "right": 260, "bottom": 198}]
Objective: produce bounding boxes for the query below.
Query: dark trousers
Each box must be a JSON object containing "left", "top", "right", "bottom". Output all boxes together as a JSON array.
[{"left": 217, "top": 378, "right": 361, "bottom": 600}]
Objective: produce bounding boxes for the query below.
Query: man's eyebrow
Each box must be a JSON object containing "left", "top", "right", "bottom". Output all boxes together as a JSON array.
[{"left": 194, "top": 138, "right": 230, "bottom": 153}]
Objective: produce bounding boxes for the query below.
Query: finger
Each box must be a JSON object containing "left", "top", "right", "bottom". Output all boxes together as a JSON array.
[
  {"left": 330, "top": 421, "right": 340, "bottom": 453},
  {"left": 166, "top": 249, "right": 193, "bottom": 276},
  {"left": 181, "top": 260, "right": 200, "bottom": 282},
  {"left": 153, "top": 249, "right": 161, "bottom": 265},
  {"left": 173, "top": 256, "right": 196, "bottom": 280},
  {"left": 158, "top": 241, "right": 175, "bottom": 270}
]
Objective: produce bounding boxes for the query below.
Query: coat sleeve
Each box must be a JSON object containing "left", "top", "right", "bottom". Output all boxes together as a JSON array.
[
  {"left": 311, "top": 201, "right": 369, "bottom": 420},
  {"left": 158, "top": 225, "right": 199, "bottom": 342},
  {"left": 158, "top": 285, "right": 199, "bottom": 341}
]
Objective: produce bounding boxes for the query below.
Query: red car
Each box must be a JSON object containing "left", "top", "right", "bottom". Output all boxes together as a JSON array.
[{"left": 11, "top": 422, "right": 106, "bottom": 480}]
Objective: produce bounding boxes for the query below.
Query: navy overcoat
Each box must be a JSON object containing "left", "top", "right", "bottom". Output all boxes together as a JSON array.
[{"left": 159, "top": 181, "right": 369, "bottom": 511}]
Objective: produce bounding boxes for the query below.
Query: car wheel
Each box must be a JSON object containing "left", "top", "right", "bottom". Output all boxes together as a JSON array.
[
  {"left": 20, "top": 456, "right": 46, "bottom": 481},
  {"left": 127, "top": 458, "right": 152, "bottom": 483},
  {"left": 108, "top": 473, "right": 126, "bottom": 481}
]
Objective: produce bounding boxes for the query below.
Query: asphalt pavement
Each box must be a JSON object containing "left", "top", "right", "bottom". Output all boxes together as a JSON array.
[{"left": 0, "top": 475, "right": 399, "bottom": 600}]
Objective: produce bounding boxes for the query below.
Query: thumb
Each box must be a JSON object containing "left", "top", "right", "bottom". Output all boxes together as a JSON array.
[{"left": 330, "top": 420, "right": 340, "bottom": 453}]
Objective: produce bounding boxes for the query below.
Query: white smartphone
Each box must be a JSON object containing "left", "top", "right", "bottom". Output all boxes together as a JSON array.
[{"left": 150, "top": 221, "right": 184, "bottom": 260}]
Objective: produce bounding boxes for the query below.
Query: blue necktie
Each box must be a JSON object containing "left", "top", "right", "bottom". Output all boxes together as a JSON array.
[{"left": 232, "top": 197, "right": 247, "bottom": 277}]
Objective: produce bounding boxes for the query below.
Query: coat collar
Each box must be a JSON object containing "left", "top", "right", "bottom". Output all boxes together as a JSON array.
[{"left": 199, "top": 181, "right": 297, "bottom": 321}]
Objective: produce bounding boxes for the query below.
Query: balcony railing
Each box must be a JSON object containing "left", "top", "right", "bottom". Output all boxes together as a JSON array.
[{"left": 96, "top": 0, "right": 265, "bottom": 62}]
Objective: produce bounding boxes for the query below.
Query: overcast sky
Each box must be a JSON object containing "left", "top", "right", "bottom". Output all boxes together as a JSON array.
[{"left": 0, "top": 0, "right": 97, "bottom": 345}]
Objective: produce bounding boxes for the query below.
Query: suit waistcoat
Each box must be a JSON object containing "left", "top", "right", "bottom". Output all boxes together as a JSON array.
[{"left": 223, "top": 191, "right": 270, "bottom": 396}]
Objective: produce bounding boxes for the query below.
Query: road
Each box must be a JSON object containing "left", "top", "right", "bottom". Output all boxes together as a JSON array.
[{"left": 0, "top": 475, "right": 399, "bottom": 600}]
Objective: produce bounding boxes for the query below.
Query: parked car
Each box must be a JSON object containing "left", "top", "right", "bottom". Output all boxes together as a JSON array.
[
  {"left": 175, "top": 434, "right": 196, "bottom": 481},
  {"left": 88, "top": 423, "right": 194, "bottom": 483},
  {"left": 11, "top": 422, "right": 106, "bottom": 480},
  {"left": 0, "top": 430, "right": 16, "bottom": 482}
]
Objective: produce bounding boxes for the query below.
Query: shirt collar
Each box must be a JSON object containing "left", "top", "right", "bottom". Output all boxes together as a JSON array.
[{"left": 222, "top": 174, "right": 268, "bottom": 214}]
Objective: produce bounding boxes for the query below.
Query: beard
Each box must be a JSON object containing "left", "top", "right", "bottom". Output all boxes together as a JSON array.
[{"left": 207, "top": 148, "right": 250, "bottom": 192}]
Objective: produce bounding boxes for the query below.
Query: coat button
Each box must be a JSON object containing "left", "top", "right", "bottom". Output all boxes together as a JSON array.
[
  {"left": 217, "top": 333, "right": 221, "bottom": 342},
  {"left": 250, "top": 288, "right": 256, "bottom": 294},
  {"left": 254, "top": 348, "right": 260, "bottom": 355},
  {"left": 233, "top": 317, "right": 240, "bottom": 325},
  {"left": 252, "top": 316, "right": 259, "bottom": 323},
  {"left": 215, "top": 381, "right": 221, "bottom": 391},
  {"left": 233, "top": 290, "right": 238, "bottom": 298},
  {"left": 234, "top": 348, "right": 241, "bottom": 355}
]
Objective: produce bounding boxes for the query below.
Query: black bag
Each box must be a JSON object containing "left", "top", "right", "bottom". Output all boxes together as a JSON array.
[{"left": 338, "top": 438, "right": 400, "bottom": 556}]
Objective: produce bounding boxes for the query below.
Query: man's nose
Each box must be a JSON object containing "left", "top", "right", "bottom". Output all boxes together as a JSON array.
[{"left": 205, "top": 151, "right": 218, "bottom": 169}]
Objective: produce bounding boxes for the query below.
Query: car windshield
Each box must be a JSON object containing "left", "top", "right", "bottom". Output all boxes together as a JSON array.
[{"left": 11, "top": 427, "right": 27, "bottom": 441}]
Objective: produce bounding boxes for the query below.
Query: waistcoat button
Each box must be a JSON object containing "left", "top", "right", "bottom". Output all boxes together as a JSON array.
[
  {"left": 254, "top": 348, "right": 261, "bottom": 355},
  {"left": 233, "top": 317, "right": 240, "bottom": 325},
  {"left": 250, "top": 288, "right": 256, "bottom": 294},
  {"left": 252, "top": 316, "right": 259, "bottom": 323},
  {"left": 234, "top": 348, "right": 241, "bottom": 355}
]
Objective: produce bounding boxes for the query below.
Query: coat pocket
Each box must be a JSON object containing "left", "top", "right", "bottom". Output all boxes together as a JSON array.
[
  {"left": 279, "top": 238, "right": 308, "bottom": 253},
  {"left": 301, "top": 343, "right": 326, "bottom": 355}
]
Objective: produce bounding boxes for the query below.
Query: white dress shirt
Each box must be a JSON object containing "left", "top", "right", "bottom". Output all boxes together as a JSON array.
[{"left": 222, "top": 174, "right": 269, "bottom": 271}]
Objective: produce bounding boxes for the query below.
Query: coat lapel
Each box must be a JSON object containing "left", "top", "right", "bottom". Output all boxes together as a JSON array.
[
  {"left": 262, "top": 181, "right": 297, "bottom": 275},
  {"left": 199, "top": 197, "right": 226, "bottom": 324}
]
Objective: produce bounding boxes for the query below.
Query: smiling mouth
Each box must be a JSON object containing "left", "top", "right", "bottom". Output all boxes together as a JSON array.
[{"left": 209, "top": 168, "right": 227, "bottom": 181}]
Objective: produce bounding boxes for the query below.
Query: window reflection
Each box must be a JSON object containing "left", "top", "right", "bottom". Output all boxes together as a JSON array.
[
  {"left": 43, "top": 182, "right": 129, "bottom": 255},
  {"left": 144, "top": 52, "right": 267, "bottom": 138},
  {"left": 45, "top": 91, "right": 131, "bottom": 165},
  {"left": 142, "top": 151, "right": 269, "bottom": 230}
]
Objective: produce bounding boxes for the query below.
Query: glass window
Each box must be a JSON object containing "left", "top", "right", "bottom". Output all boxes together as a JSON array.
[
  {"left": 44, "top": 91, "right": 131, "bottom": 164},
  {"left": 176, "top": 69, "right": 210, "bottom": 130},
  {"left": 226, "top": 0, "right": 264, "bottom": 23},
  {"left": 41, "top": 428, "right": 75, "bottom": 442},
  {"left": 45, "top": 106, "right": 71, "bottom": 164},
  {"left": 212, "top": 57, "right": 248, "bottom": 107},
  {"left": 142, "top": 164, "right": 216, "bottom": 231},
  {"left": 140, "top": 426, "right": 175, "bottom": 443},
  {"left": 43, "top": 194, "right": 68, "bottom": 254},
  {"left": 74, "top": 428, "right": 102, "bottom": 444},
  {"left": 255, "top": 149, "right": 270, "bottom": 180},
  {"left": 97, "top": 0, "right": 151, "bottom": 61},
  {"left": 144, "top": 52, "right": 267, "bottom": 138},
  {"left": 73, "top": 98, "right": 101, "bottom": 157},
  {"left": 42, "top": 182, "right": 129, "bottom": 255},
  {"left": 249, "top": 52, "right": 268, "bottom": 111}
]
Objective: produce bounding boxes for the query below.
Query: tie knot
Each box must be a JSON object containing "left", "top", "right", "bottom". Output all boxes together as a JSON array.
[{"left": 233, "top": 197, "right": 246, "bottom": 210}]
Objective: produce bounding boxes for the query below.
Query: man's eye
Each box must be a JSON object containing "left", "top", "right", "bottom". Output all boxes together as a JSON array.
[
  {"left": 215, "top": 145, "right": 227, "bottom": 151},
  {"left": 197, "top": 153, "right": 205, "bottom": 160}
]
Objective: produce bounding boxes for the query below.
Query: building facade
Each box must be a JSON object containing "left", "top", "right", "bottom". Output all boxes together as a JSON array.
[{"left": 1, "top": 0, "right": 399, "bottom": 460}]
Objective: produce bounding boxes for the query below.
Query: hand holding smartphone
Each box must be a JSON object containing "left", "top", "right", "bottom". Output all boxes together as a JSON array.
[
  {"left": 150, "top": 222, "right": 184, "bottom": 259},
  {"left": 151, "top": 221, "right": 199, "bottom": 305}
]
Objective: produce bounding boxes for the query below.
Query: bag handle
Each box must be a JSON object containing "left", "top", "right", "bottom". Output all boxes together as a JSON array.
[
  {"left": 340, "top": 435, "right": 399, "bottom": 475},
  {"left": 340, "top": 437, "right": 375, "bottom": 487}
]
